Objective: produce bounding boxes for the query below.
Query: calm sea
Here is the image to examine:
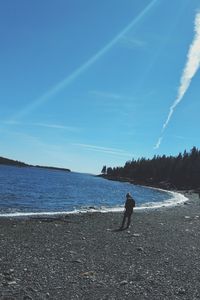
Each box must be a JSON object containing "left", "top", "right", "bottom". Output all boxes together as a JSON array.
[{"left": 0, "top": 165, "right": 187, "bottom": 217}]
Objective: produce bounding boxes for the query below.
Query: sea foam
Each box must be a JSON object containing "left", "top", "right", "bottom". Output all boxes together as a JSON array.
[{"left": 0, "top": 190, "right": 188, "bottom": 218}]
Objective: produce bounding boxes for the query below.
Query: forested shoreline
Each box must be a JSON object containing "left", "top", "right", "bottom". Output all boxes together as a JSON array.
[
  {"left": 0, "top": 156, "right": 70, "bottom": 172},
  {"left": 101, "top": 147, "right": 200, "bottom": 191},
  {"left": 0, "top": 157, "right": 28, "bottom": 167}
]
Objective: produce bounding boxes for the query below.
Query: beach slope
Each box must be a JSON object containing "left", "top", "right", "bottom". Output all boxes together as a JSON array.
[{"left": 0, "top": 192, "right": 200, "bottom": 299}]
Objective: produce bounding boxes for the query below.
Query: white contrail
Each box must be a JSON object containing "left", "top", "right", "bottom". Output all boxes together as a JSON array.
[
  {"left": 155, "top": 11, "right": 200, "bottom": 149},
  {"left": 72, "top": 143, "right": 132, "bottom": 157},
  {"left": 9, "top": 0, "right": 159, "bottom": 121},
  {"left": 154, "top": 137, "right": 162, "bottom": 150}
]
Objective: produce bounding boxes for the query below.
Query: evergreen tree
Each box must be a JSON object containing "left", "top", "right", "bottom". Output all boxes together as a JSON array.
[
  {"left": 102, "top": 147, "right": 200, "bottom": 190},
  {"left": 101, "top": 165, "right": 107, "bottom": 175}
]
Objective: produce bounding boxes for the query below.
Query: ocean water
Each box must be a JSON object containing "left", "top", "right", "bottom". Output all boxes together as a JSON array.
[{"left": 0, "top": 165, "right": 187, "bottom": 217}]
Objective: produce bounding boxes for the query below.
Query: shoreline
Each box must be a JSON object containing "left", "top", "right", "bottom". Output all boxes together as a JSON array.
[
  {"left": 1, "top": 192, "right": 200, "bottom": 299},
  {"left": 99, "top": 174, "right": 200, "bottom": 194},
  {"left": 0, "top": 189, "right": 189, "bottom": 219},
  {"left": 0, "top": 160, "right": 71, "bottom": 172}
]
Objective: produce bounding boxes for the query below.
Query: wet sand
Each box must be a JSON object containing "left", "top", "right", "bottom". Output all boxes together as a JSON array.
[{"left": 0, "top": 191, "right": 200, "bottom": 299}]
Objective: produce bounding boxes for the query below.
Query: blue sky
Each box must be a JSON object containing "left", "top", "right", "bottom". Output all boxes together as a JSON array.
[{"left": 1, "top": 0, "right": 200, "bottom": 174}]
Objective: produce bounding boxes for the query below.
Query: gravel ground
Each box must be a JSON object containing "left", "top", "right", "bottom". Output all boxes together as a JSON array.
[{"left": 0, "top": 192, "right": 200, "bottom": 300}]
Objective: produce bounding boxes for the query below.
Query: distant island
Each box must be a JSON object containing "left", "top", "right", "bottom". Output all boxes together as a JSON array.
[
  {"left": 0, "top": 156, "right": 71, "bottom": 172},
  {"left": 100, "top": 147, "right": 200, "bottom": 192}
]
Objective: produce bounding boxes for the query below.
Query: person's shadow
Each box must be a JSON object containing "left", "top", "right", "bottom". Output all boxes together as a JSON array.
[{"left": 112, "top": 227, "right": 128, "bottom": 232}]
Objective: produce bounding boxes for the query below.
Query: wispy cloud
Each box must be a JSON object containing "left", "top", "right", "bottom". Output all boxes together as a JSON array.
[
  {"left": 89, "top": 90, "right": 128, "bottom": 100},
  {"left": 32, "top": 123, "right": 80, "bottom": 132},
  {"left": 8, "top": 0, "right": 159, "bottom": 121},
  {"left": 154, "top": 137, "right": 162, "bottom": 150},
  {"left": 119, "top": 36, "right": 146, "bottom": 49},
  {"left": 3, "top": 120, "right": 21, "bottom": 125},
  {"left": 89, "top": 90, "right": 135, "bottom": 115},
  {"left": 89, "top": 90, "right": 134, "bottom": 104},
  {"left": 170, "top": 134, "right": 185, "bottom": 140},
  {"left": 1, "top": 129, "right": 72, "bottom": 165},
  {"left": 72, "top": 143, "right": 132, "bottom": 157},
  {"left": 163, "top": 12, "right": 200, "bottom": 131},
  {"left": 2, "top": 120, "right": 80, "bottom": 132},
  {"left": 155, "top": 11, "right": 200, "bottom": 149}
]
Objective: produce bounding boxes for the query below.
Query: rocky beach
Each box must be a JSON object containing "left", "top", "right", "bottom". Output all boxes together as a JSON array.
[{"left": 1, "top": 191, "right": 200, "bottom": 300}]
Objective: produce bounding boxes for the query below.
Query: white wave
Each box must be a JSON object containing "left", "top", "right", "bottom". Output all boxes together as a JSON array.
[
  {"left": 89, "top": 190, "right": 188, "bottom": 212},
  {"left": 136, "top": 190, "right": 188, "bottom": 209},
  {"left": 0, "top": 190, "right": 188, "bottom": 218}
]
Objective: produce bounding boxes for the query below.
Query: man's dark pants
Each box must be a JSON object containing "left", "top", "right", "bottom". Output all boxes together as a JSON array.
[{"left": 121, "top": 211, "right": 132, "bottom": 228}]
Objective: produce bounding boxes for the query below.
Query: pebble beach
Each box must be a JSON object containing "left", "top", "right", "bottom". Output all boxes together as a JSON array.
[{"left": 1, "top": 191, "right": 200, "bottom": 300}]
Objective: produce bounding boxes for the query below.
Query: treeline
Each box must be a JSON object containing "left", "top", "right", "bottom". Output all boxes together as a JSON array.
[
  {"left": 101, "top": 147, "right": 200, "bottom": 190},
  {"left": 0, "top": 156, "right": 71, "bottom": 172},
  {"left": 35, "top": 165, "right": 70, "bottom": 172},
  {"left": 0, "top": 156, "right": 28, "bottom": 167}
]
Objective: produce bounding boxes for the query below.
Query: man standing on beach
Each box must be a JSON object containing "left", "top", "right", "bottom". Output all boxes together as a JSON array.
[{"left": 120, "top": 193, "right": 135, "bottom": 229}]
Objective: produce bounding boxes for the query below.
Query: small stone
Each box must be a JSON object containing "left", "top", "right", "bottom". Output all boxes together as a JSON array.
[
  {"left": 3, "top": 271, "right": 10, "bottom": 276},
  {"left": 176, "top": 288, "right": 186, "bottom": 295},
  {"left": 137, "top": 247, "right": 144, "bottom": 252},
  {"left": 72, "top": 259, "right": 82, "bottom": 264},
  {"left": 5, "top": 275, "right": 13, "bottom": 281},
  {"left": 8, "top": 280, "right": 17, "bottom": 285},
  {"left": 120, "top": 280, "right": 128, "bottom": 286},
  {"left": 23, "top": 296, "right": 33, "bottom": 300},
  {"left": 80, "top": 271, "right": 95, "bottom": 277},
  {"left": 133, "top": 233, "right": 140, "bottom": 237}
]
